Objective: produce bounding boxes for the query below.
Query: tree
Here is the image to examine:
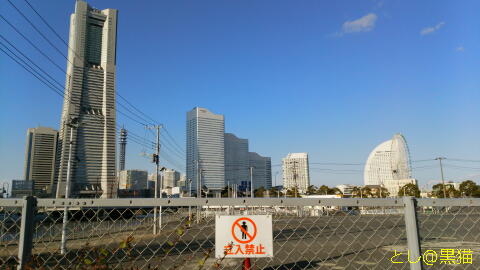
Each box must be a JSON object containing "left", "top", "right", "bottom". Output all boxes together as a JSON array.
[
  {"left": 330, "top": 187, "right": 342, "bottom": 196},
  {"left": 269, "top": 187, "right": 281, "bottom": 197},
  {"left": 351, "top": 186, "right": 362, "bottom": 198},
  {"left": 254, "top": 186, "right": 266, "bottom": 197},
  {"left": 373, "top": 187, "right": 390, "bottom": 198},
  {"left": 317, "top": 185, "right": 330, "bottom": 195},
  {"left": 398, "top": 183, "right": 420, "bottom": 197},
  {"left": 361, "top": 187, "right": 373, "bottom": 198},
  {"left": 459, "top": 180, "right": 479, "bottom": 197},
  {"left": 286, "top": 187, "right": 299, "bottom": 197},
  {"left": 432, "top": 184, "right": 460, "bottom": 198},
  {"left": 221, "top": 186, "right": 233, "bottom": 197},
  {"left": 306, "top": 185, "right": 317, "bottom": 195}
]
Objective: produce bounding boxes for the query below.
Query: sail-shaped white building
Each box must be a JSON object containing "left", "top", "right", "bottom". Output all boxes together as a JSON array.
[{"left": 364, "top": 134, "right": 415, "bottom": 195}]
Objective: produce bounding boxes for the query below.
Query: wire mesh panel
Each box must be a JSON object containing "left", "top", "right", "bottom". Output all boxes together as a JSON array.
[
  {"left": 255, "top": 206, "right": 408, "bottom": 270},
  {"left": 416, "top": 200, "right": 480, "bottom": 269},
  {"left": 19, "top": 199, "right": 411, "bottom": 270},
  {"left": 0, "top": 203, "right": 22, "bottom": 268},
  {"left": 2, "top": 198, "right": 479, "bottom": 269}
]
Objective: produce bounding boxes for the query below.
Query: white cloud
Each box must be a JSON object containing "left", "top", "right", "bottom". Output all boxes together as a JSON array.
[
  {"left": 342, "top": 13, "right": 378, "bottom": 34},
  {"left": 456, "top": 46, "right": 465, "bottom": 52},
  {"left": 420, "top": 22, "right": 445, "bottom": 36}
]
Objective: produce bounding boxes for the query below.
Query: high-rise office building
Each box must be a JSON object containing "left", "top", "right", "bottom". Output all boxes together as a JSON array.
[
  {"left": 186, "top": 107, "right": 225, "bottom": 192},
  {"left": 248, "top": 152, "right": 272, "bottom": 190},
  {"left": 282, "top": 153, "right": 310, "bottom": 193},
  {"left": 224, "top": 133, "right": 249, "bottom": 187},
  {"left": 24, "top": 127, "right": 58, "bottom": 194},
  {"left": 56, "top": 1, "right": 118, "bottom": 198}
]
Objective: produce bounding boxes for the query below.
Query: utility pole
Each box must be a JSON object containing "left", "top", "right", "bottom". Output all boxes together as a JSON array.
[
  {"left": 61, "top": 117, "right": 80, "bottom": 255},
  {"left": 435, "top": 157, "right": 447, "bottom": 198},
  {"left": 146, "top": 125, "right": 162, "bottom": 234},
  {"left": 292, "top": 161, "right": 298, "bottom": 198},
  {"left": 195, "top": 160, "right": 202, "bottom": 198},
  {"left": 274, "top": 171, "right": 279, "bottom": 188},
  {"left": 249, "top": 166, "right": 254, "bottom": 198},
  {"left": 188, "top": 178, "right": 192, "bottom": 220}
]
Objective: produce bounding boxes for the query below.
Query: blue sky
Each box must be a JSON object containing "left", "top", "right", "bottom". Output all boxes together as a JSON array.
[{"left": 1, "top": 0, "right": 479, "bottom": 190}]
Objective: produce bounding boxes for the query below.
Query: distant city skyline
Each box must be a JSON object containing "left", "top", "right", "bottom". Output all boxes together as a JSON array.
[{"left": 1, "top": 0, "right": 479, "bottom": 190}]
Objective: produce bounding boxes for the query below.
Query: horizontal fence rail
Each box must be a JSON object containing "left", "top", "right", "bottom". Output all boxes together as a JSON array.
[{"left": 0, "top": 197, "right": 479, "bottom": 270}]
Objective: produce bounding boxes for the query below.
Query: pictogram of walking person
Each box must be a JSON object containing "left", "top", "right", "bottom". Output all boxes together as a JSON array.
[{"left": 241, "top": 221, "right": 248, "bottom": 239}]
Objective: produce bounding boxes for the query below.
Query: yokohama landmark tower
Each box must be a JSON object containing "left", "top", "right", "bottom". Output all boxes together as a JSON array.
[{"left": 56, "top": 1, "right": 118, "bottom": 198}]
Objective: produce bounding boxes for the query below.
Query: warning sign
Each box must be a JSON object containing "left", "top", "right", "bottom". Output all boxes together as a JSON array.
[{"left": 215, "top": 215, "right": 273, "bottom": 258}]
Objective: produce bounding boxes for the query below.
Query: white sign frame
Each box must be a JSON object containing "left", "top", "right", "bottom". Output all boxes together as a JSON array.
[{"left": 215, "top": 215, "right": 273, "bottom": 258}]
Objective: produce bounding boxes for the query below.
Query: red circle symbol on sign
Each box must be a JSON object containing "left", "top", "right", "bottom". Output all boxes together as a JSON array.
[{"left": 231, "top": 217, "right": 257, "bottom": 244}]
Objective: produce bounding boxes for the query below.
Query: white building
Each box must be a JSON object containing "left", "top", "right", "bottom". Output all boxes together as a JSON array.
[
  {"left": 186, "top": 107, "right": 225, "bottom": 192},
  {"left": 336, "top": 184, "right": 355, "bottom": 197},
  {"left": 282, "top": 153, "right": 310, "bottom": 193},
  {"left": 364, "top": 134, "right": 412, "bottom": 189},
  {"left": 56, "top": 1, "right": 118, "bottom": 198},
  {"left": 384, "top": 178, "right": 417, "bottom": 197},
  {"left": 163, "top": 169, "right": 180, "bottom": 188},
  {"left": 24, "top": 127, "right": 58, "bottom": 194},
  {"left": 119, "top": 170, "right": 148, "bottom": 190}
]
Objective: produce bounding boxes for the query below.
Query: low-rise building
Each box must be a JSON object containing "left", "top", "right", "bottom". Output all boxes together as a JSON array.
[
  {"left": 336, "top": 184, "right": 355, "bottom": 197},
  {"left": 11, "top": 180, "right": 34, "bottom": 198}
]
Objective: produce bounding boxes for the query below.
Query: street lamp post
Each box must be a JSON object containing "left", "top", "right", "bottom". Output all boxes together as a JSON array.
[{"left": 61, "top": 117, "right": 80, "bottom": 255}]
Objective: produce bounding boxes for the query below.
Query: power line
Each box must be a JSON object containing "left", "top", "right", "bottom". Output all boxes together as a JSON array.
[
  {"left": 310, "top": 162, "right": 364, "bottom": 166},
  {"left": 0, "top": 20, "right": 152, "bottom": 129},
  {"left": 0, "top": 34, "right": 64, "bottom": 89},
  {"left": 0, "top": 44, "right": 66, "bottom": 99},
  {"left": 5, "top": 0, "right": 72, "bottom": 65},
  {"left": 163, "top": 127, "right": 186, "bottom": 153},
  {"left": 448, "top": 158, "right": 480, "bottom": 163},
  {"left": 23, "top": 0, "right": 77, "bottom": 56},
  {"left": 443, "top": 164, "right": 480, "bottom": 171},
  {"left": 20, "top": 0, "right": 162, "bottom": 129},
  {"left": 116, "top": 94, "right": 159, "bottom": 125},
  {"left": 7, "top": 1, "right": 188, "bottom": 166},
  {"left": 0, "top": 13, "right": 65, "bottom": 73},
  {"left": 411, "top": 159, "right": 436, "bottom": 163}
]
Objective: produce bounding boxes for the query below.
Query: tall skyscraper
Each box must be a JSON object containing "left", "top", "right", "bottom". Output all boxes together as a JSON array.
[
  {"left": 186, "top": 107, "right": 225, "bottom": 192},
  {"left": 224, "top": 133, "right": 249, "bottom": 187},
  {"left": 248, "top": 152, "right": 272, "bottom": 190},
  {"left": 56, "top": 1, "right": 118, "bottom": 198},
  {"left": 282, "top": 153, "right": 310, "bottom": 193},
  {"left": 24, "top": 127, "right": 58, "bottom": 194}
]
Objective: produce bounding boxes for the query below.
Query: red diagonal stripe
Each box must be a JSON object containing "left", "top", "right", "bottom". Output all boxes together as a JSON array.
[{"left": 235, "top": 221, "right": 254, "bottom": 240}]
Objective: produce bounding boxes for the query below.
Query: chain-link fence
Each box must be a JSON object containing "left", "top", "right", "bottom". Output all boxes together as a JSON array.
[{"left": 0, "top": 197, "right": 479, "bottom": 270}]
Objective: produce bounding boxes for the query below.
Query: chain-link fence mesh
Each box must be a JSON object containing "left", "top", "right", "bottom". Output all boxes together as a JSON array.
[
  {"left": 416, "top": 205, "right": 480, "bottom": 269},
  {"left": 0, "top": 205, "right": 22, "bottom": 268},
  {"left": 1, "top": 198, "right": 479, "bottom": 270}
]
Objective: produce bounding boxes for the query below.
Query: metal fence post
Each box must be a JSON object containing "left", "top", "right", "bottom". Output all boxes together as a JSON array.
[
  {"left": 18, "top": 196, "right": 36, "bottom": 270},
  {"left": 403, "top": 196, "right": 423, "bottom": 270}
]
